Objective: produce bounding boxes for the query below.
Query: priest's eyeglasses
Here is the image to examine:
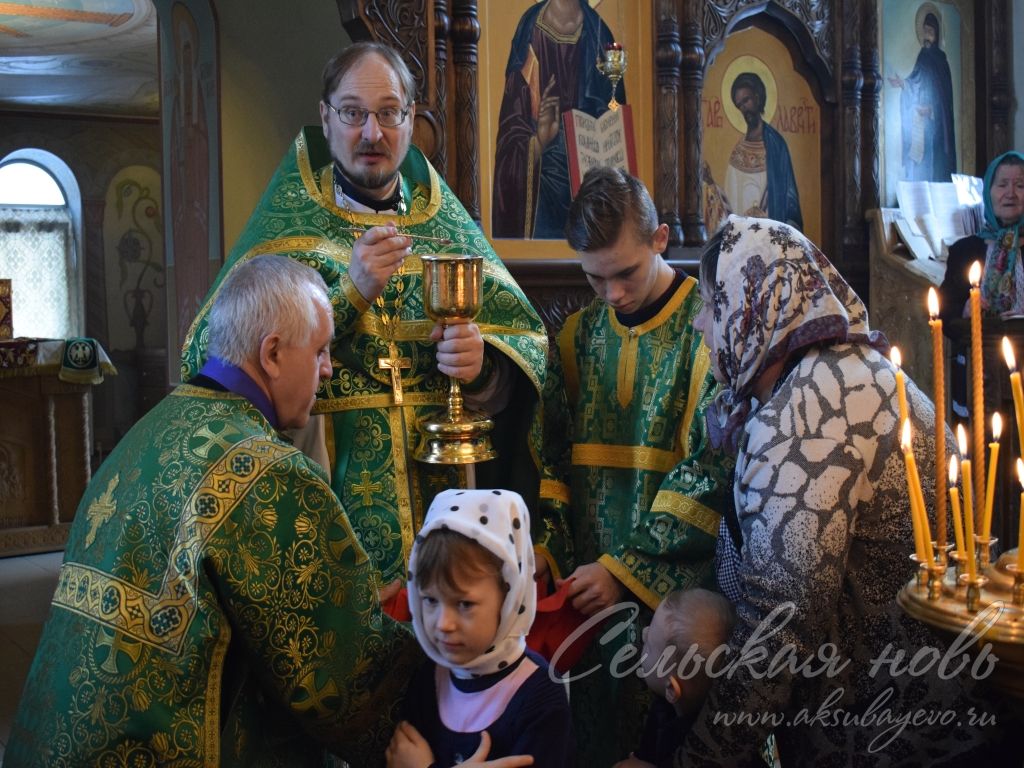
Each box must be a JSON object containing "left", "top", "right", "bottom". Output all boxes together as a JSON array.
[{"left": 327, "top": 103, "right": 410, "bottom": 128}]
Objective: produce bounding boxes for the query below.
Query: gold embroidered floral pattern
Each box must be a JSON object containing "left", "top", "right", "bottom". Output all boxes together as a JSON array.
[
  {"left": 177, "top": 129, "right": 556, "bottom": 593},
  {"left": 7, "top": 391, "right": 417, "bottom": 767}
]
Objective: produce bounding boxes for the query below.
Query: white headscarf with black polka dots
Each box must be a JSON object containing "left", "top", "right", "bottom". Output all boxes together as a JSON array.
[{"left": 407, "top": 488, "right": 537, "bottom": 678}]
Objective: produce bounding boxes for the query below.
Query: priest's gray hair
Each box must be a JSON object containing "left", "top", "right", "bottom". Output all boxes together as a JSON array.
[{"left": 206, "top": 255, "right": 331, "bottom": 367}]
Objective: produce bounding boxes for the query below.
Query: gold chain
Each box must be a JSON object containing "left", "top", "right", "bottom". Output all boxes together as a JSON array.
[
  {"left": 374, "top": 263, "right": 411, "bottom": 403},
  {"left": 375, "top": 266, "right": 407, "bottom": 341}
]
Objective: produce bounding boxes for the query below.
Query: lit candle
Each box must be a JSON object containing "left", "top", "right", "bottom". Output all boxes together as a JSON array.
[
  {"left": 902, "top": 419, "right": 933, "bottom": 567},
  {"left": 1017, "top": 459, "right": 1024, "bottom": 571},
  {"left": 969, "top": 261, "right": 986, "bottom": 522},
  {"left": 1003, "top": 336, "right": 1024, "bottom": 459},
  {"left": 949, "top": 456, "right": 966, "bottom": 559},
  {"left": 928, "top": 288, "right": 947, "bottom": 552},
  {"left": 891, "top": 346, "right": 909, "bottom": 429},
  {"left": 958, "top": 424, "right": 979, "bottom": 580},
  {"left": 983, "top": 412, "right": 1002, "bottom": 541}
]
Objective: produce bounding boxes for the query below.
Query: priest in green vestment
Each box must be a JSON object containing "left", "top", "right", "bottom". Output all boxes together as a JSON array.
[
  {"left": 180, "top": 43, "right": 567, "bottom": 592},
  {"left": 6, "top": 256, "right": 421, "bottom": 767},
  {"left": 544, "top": 168, "right": 731, "bottom": 767}
]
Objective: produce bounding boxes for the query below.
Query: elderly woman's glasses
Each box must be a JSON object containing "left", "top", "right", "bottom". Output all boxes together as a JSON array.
[{"left": 327, "top": 102, "right": 409, "bottom": 128}]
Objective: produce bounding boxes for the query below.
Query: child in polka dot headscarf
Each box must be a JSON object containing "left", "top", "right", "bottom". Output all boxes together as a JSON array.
[{"left": 385, "top": 489, "right": 574, "bottom": 768}]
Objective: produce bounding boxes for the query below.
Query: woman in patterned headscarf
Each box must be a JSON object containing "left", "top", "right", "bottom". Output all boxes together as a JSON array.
[
  {"left": 941, "top": 151, "right": 1024, "bottom": 318},
  {"left": 939, "top": 150, "right": 1024, "bottom": 417},
  {"left": 679, "top": 215, "right": 1003, "bottom": 766}
]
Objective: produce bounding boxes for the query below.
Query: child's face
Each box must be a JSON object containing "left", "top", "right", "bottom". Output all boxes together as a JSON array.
[{"left": 420, "top": 571, "right": 504, "bottom": 666}]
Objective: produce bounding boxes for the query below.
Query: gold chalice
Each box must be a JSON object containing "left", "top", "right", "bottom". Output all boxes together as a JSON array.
[
  {"left": 596, "top": 42, "right": 626, "bottom": 111},
  {"left": 414, "top": 254, "right": 497, "bottom": 465}
]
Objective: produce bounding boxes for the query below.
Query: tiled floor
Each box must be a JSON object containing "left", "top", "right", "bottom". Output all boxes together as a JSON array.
[{"left": 0, "top": 551, "right": 63, "bottom": 765}]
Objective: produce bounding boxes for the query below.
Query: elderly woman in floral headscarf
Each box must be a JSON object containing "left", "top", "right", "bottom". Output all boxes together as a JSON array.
[
  {"left": 941, "top": 151, "right": 1024, "bottom": 319},
  {"left": 678, "top": 216, "right": 1005, "bottom": 767},
  {"left": 939, "top": 150, "right": 1024, "bottom": 418}
]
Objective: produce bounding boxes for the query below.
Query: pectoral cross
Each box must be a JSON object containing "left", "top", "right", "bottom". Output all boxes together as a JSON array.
[{"left": 378, "top": 341, "right": 412, "bottom": 404}]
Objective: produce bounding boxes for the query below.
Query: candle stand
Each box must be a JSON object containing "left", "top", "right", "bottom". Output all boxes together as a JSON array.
[
  {"left": 899, "top": 314, "right": 1024, "bottom": 704},
  {"left": 898, "top": 551, "right": 1024, "bottom": 699}
]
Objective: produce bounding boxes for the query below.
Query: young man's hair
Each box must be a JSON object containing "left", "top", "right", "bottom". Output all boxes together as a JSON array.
[
  {"left": 321, "top": 41, "right": 417, "bottom": 107},
  {"left": 565, "top": 166, "right": 659, "bottom": 252},
  {"left": 730, "top": 72, "right": 766, "bottom": 114},
  {"left": 207, "top": 254, "right": 330, "bottom": 367},
  {"left": 415, "top": 528, "right": 509, "bottom": 596}
]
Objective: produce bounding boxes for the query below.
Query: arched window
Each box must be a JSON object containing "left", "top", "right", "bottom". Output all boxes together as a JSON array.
[{"left": 0, "top": 152, "right": 83, "bottom": 339}]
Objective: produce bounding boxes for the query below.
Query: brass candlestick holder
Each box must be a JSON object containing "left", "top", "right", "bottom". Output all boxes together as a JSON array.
[
  {"left": 976, "top": 535, "right": 998, "bottom": 570},
  {"left": 414, "top": 254, "right": 497, "bottom": 465},
  {"left": 898, "top": 548, "right": 1024, "bottom": 701},
  {"left": 897, "top": 289, "right": 1024, "bottom": 708},
  {"left": 596, "top": 43, "right": 626, "bottom": 111},
  {"left": 947, "top": 548, "right": 966, "bottom": 581}
]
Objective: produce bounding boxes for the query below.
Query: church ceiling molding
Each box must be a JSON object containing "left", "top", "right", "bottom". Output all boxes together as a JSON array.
[{"left": 0, "top": 0, "right": 157, "bottom": 116}]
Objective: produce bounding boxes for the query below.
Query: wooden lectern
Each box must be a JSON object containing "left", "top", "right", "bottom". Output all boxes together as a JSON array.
[{"left": 0, "top": 339, "right": 114, "bottom": 556}]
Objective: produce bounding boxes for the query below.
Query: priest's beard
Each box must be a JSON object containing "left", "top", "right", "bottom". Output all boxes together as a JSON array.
[{"left": 338, "top": 140, "right": 399, "bottom": 193}]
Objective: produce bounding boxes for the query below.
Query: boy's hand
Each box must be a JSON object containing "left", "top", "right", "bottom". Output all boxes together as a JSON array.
[
  {"left": 560, "top": 562, "right": 626, "bottom": 615},
  {"left": 385, "top": 721, "right": 434, "bottom": 768},
  {"left": 463, "top": 730, "right": 534, "bottom": 767}
]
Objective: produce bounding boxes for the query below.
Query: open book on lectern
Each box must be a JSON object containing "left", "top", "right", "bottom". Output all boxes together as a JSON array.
[
  {"left": 894, "top": 177, "right": 982, "bottom": 262},
  {"left": 562, "top": 105, "right": 637, "bottom": 196}
]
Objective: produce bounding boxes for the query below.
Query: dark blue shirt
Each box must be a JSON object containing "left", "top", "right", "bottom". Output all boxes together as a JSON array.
[{"left": 402, "top": 649, "right": 573, "bottom": 767}]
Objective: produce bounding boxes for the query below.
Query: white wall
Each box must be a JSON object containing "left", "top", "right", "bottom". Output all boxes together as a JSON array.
[{"left": 216, "top": 0, "right": 350, "bottom": 251}]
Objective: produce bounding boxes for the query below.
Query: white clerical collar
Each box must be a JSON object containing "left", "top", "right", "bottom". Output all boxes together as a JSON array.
[
  {"left": 334, "top": 187, "right": 401, "bottom": 215},
  {"left": 332, "top": 165, "right": 405, "bottom": 215}
]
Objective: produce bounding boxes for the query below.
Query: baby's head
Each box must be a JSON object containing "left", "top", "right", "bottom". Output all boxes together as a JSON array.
[
  {"left": 641, "top": 588, "right": 735, "bottom": 715},
  {"left": 407, "top": 489, "right": 537, "bottom": 677}
]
